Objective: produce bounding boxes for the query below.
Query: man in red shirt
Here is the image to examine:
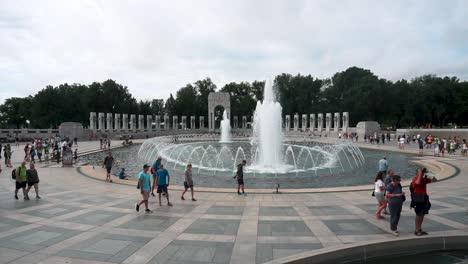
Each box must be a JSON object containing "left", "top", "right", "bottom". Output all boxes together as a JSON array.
[{"left": 410, "top": 167, "right": 437, "bottom": 236}]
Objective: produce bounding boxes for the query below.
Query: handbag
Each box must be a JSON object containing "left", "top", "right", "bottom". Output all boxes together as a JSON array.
[{"left": 371, "top": 191, "right": 375, "bottom": 197}]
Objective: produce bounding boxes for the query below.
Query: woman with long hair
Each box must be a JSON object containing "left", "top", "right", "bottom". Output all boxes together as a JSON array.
[{"left": 374, "top": 171, "right": 387, "bottom": 219}]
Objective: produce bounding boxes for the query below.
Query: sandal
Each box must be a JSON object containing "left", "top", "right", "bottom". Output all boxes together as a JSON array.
[{"left": 181, "top": 196, "right": 185, "bottom": 200}]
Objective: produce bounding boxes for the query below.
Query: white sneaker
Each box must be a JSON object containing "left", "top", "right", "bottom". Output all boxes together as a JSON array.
[{"left": 391, "top": 230, "right": 399, "bottom": 236}]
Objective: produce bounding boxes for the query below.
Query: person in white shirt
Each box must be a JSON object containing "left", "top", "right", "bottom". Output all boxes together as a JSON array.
[{"left": 374, "top": 171, "right": 387, "bottom": 219}]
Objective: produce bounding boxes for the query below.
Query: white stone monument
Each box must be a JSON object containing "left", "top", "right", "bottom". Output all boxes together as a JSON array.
[
  {"left": 325, "top": 113, "right": 331, "bottom": 132},
  {"left": 309, "top": 114, "right": 315, "bottom": 131},
  {"left": 89, "top": 112, "right": 96, "bottom": 130},
  {"left": 98, "top": 112, "right": 105, "bottom": 131},
  {"left": 356, "top": 121, "right": 381, "bottom": 140},
  {"left": 190, "top": 116, "right": 196, "bottom": 129},
  {"left": 106, "top": 113, "right": 113, "bottom": 130},
  {"left": 285, "top": 115, "right": 290, "bottom": 131},
  {"left": 164, "top": 115, "right": 169, "bottom": 129},
  {"left": 334, "top": 112, "right": 340, "bottom": 132},
  {"left": 147, "top": 115, "right": 152, "bottom": 130},
  {"left": 138, "top": 115, "right": 144, "bottom": 130},
  {"left": 130, "top": 114, "right": 136, "bottom": 130},
  {"left": 301, "top": 114, "right": 307, "bottom": 132},
  {"left": 242, "top": 116, "right": 247, "bottom": 129},
  {"left": 114, "top": 113, "right": 121, "bottom": 130},
  {"left": 317, "top": 113, "right": 323, "bottom": 132},
  {"left": 122, "top": 114, "right": 128, "bottom": 131},
  {"left": 155, "top": 115, "right": 161, "bottom": 129},
  {"left": 233, "top": 116, "right": 238, "bottom": 129}
]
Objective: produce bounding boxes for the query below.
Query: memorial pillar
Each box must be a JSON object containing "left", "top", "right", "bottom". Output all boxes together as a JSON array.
[
  {"left": 342, "top": 112, "right": 349, "bottom": 132},
  {"left": 242, "top": 116, "right": 247, "bottom": 129},
  {"left": 181, "top": 116, "right": 187, "bottom": 129},
  {"left": 233, "top": 116, "right": 238, "bottom": 129},
  {"left": 190, "top": 116, "right": 195, "bottom": 129},
  {"left": 325, "top": 113, "right": 332, "bottom": 132},
  {"left": 138, "top": 115, "right": 144, "bottom": 130},
  {"left": 106, "top": 113, "right": 113, "bottom": 130},
  {"left": 310, "top": 114, "right": 315, "bottom": 131},
  {"left": 317, "top": 113, "right": 323, "bottom": 132},
  {"left": 173, "top": 116, "right": 178, "bottom": 129},
  {"left": 114, "top": 113, "right": 121, "bottom": 130},
  {"left": 130, "top": 114, "right": 136, "bottom": 130},
  {"left": 147, "top": 115, "right": 152, "bottom": 130},
  {"left": 98, "top": 112, "right": 105, "bottom": 131},
  {"left": 285, "top": 115, "right": 290, "bottom": 131},
  {"left": 301, "top": 114, "right": 307, "bottom": 132},
  {"left": 155, "top": 115, "right": 161, "bottom": 130},
  {"left": 89, "top": 112, "right": 96, "bottom": 130},
  {"left": 294, "top": 114, "right": 299, "bottom": 131},
  {"left": 122, "top": 114, "right": 128, "bottom": 131},
  {"left": 199, "top": 116, "right": 205, "bottom": 129},
  {"left": 164, "top": 115, "right": 169, "bottom": 129},
  {"left": 334, "top": 112, "right": 340, "bottom": 132}
]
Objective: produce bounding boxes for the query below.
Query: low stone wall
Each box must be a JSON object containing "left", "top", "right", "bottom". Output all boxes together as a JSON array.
[{"left": 396, "top": 128, "right": 468, "bottom": 139}]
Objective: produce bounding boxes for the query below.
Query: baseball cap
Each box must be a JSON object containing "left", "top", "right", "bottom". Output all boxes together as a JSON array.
[{"left": 143, "top": 164, "right": 150, "bottom": 169}]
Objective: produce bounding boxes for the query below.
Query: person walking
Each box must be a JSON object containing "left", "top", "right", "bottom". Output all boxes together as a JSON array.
[
  {"left": 103, "top": 152, "right": 115, "bottom": 182},
  {"left": 181, "top": 163, "right": 196, "bottom": 201},
  {"left": 5, "top": 144, "right": 12, "bottom": 167},
  {"left": 14, "top": 161, "right": 28, "bottom": 200},
  {"left": 155, "top": 164, "right": 172, "bottom": 206},
  {"left": 234, "top": 160, "right": 247, "bottom": 195},
  {"left": 410, "top": 168, "right": 437, "bottom": 236},
  {"left": 151, "top": 157, "right": 162, "bottom": 196},
  {"left": 374, "top": 171, "right": 387, "bottom": 219},
  {"left": 386, "top": 175, "right": 405, "bottom": 236},
  {"left": 378, "top": 157, "right": 388, "bottom": 174},
  {"left": 26, "top": 163, "right": 40, "bottom": 199},
  {"left": 135, "top": 164, "right": 152, "bottom": 213}
]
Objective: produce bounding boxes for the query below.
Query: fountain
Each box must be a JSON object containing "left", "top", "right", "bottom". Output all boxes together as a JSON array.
[{"left": 220, "top": 110, "right": 231, "bottom": 143}]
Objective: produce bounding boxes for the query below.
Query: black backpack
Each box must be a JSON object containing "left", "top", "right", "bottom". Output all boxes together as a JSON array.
[{"left": 11, "top": 168, "right": 17, "bottom": 179}]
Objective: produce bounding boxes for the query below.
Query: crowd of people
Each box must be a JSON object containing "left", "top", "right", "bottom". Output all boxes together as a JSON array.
[
  {"left": 396, "top": 134, "right": 468, "bottom": 156},
  {"left": 374, "top": 157, "right": 436, "bottom": 236}
]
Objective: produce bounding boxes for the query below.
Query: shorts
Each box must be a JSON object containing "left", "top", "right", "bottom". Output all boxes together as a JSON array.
[
  {"left": 184, "top": 181, "right": 193, "bottom": 189},
  {"left": 375, "top": 192, "right": 386, "bottom": 203},
  {"left": 237, "top": 179, "right": 244, "bottom": 185},
  {"left": 413, "top": 201, "right": 431, "bottom": 216},
  {"left": 105, "top": 167, "right": 112, "bottom": 173},
  {"left": 27, "top": 181, "right": 39, "bottom": 187},
  {"left": 141, "top": 191, "right": 149, "bottom": 200},
  {"left": 16, "top": 181, "right": 27, "bottom": 189},
  {"left": 157, "top": 184, "right": 168, "bottom": 194}
]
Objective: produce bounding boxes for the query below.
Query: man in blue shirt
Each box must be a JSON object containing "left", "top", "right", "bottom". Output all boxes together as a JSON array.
[
  {"left": 135, "top": 164, "right": 152, "bottom": 213},
  {"left": 378, "top": 157, "right": 388, "bottom": 174},
  {"left": 151, "top": 156, "right": 162, "bottom": 196},
  {"left": 155, "top": 163, "right": 172, "bottom": 206}
]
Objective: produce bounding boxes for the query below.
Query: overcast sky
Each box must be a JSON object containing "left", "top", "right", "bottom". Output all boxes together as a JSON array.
[{"left": 1, "top": 0, "right": 467, "bottom": 103}]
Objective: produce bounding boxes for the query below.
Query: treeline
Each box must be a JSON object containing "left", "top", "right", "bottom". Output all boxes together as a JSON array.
[{"left": 1, "top": 67, "right": 467, "bottom": 129}]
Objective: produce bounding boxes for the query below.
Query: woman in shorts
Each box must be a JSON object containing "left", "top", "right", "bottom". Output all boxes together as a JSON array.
[
  {"left": 374, "top": 171, "right": 387, "bottom": 219},
  {"left": 26, "top": 163, "right": 40, "bottom": 199}
]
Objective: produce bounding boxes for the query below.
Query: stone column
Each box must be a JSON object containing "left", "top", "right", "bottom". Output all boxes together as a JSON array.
[
  {"left": 342, "top": 112, "right": 349, "bottom": 132},
  {"left": 89, "top": 112, "right": 96, "bottom": 130},
  {"left": 173, "top": 116, "right": 178, "bottom": 129},
  {"left": 209, "top": 110, "right": 214, "bottom": 131},
  {"left": 114, "top": 114, "right": 121, "bottom": 130},
  {"left": 199, "top": 116, "right": 205, "bottom": 129},
  {"left": 285, "top": 115, "right": 290, "bottom": 131},
  {"left": 181, "top": 116, "right": 187, "bottom": 129},
  {"left": 106, "top": 113, "right": 113, "bottom": 130},
  {"left": 251, "top": 116, "right": 254, "bottom": 128},
  {"left": 164, "top": 115, "right": 169, "bottom": 129},
  {"left": 190, "top": 116, "right": 196, "bottom": 129},
  {"left": 98, "top": 112, "right": 105, "bottom": 131},
  {"left": 242, "top": 116, "right": 247, "bottom": 129},
  {"left": 301, "top": 114, "right": 307, "bottom": 132},
  {"left": 334, "top": 112, "right": 340, "bottom": 132},
  {"left": 317, "top": 113, "right": 323, "bottom": 132},
  {"left": 325, "top": 113, "right": 332, "bottom": 132},
  {"left": 309, "top": 114, "right": 315, "bottom": 131},
  {"left": 147, "top": 115, "right": 152, "bottom": 130},
  {"left": 122, "top": 114, "right": 128, "bottom": 131},
  {"left": 233, "top": 116, "right": 238, "bottom": 129},
  {"left": 138, "top": 115, "right": 144, "bottom": 130},
  {"left": 294, "top": 114, "right": 299, "bottom": 131},
  {"left": 155, "top": 115, "right": 161, "bottom": 130},
  {"left": 130, "top": 114, "right": 136, "bottom": 130}
]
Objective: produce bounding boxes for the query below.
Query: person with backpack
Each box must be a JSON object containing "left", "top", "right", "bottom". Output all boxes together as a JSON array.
[
  {"left": 410, "top": 167, "right": 437, "bottom": 236},
  {"left": 26, "top": 163, "right": 40, "bottom": 199},
  {"left": 135, "top": 164, "right": 152, "bottom": 213},
  {"left": 14, "top": 161, "right": 29, "bottom": 200},
  {"left": 385, "top": 175, "right": 405, "bottom": 236},
  {"left": 151, "top": 157, "right": 162, "bottom": 196}
]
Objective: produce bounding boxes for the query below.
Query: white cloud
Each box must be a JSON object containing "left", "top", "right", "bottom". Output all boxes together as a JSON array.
[{"left": 0, "top": 0, "right": 467, "bottom": 103}]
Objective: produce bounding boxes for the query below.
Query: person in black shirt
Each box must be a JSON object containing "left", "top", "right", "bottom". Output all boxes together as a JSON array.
[
  {"left": 103, "top": 152, "right": 115, "bottom": 182},
  {"left": 233, "top": 160, "right": 247, "bottom": 195}
]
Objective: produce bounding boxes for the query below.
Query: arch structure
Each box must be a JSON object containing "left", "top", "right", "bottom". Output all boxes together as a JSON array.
[{"left": 208, "top": 92, "right": 230, "bottom": 131}]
